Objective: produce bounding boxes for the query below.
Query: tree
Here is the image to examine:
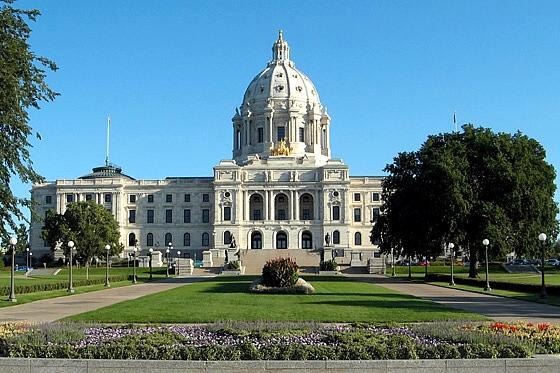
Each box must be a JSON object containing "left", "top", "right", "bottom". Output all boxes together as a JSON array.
[
  {"left": 42, "top": 201, "right": 123, "bottom": 273},
  {"left": 0, "top": 0, "right": 58, "bottom": 240},
  {"left": 377, "top": 124, "right": 559, "bottom": 278}
]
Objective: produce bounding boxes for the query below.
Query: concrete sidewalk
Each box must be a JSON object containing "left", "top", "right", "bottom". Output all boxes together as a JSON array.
[
  {"left": 346, "top": 274, "right": 560, "bottom": 323},
  {"left": 0, "top": 276, "right": 212, "bottom": 323}
]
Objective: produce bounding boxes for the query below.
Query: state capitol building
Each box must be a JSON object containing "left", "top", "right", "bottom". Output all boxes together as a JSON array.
[{"left": 29, "top": 32, "right": 383, "bottom": 270}]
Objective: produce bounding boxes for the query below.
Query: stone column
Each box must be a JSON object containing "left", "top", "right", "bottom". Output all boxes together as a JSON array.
[
  {"left": 268, "top": 190, "right": 274, "bottom": 221},
  {"left": 294, "top": 191, "right": 299, "bottom": 221},
  {"left": 289, "top": 190, "right": 294, "bottom": 221},
  {"left": 263, "top": 190, "right": 269, "bottom": 221}
]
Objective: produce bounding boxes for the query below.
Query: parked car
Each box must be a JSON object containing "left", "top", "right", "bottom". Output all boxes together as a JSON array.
[
  {"left": 418, "top": 260, "right": 430, "bottom": 266},
  {"left": 545, "top": 259, "right": 560, "bottom": 267},
  {"left": 509, "top": 259, "right": 528, "bottom": 265}
]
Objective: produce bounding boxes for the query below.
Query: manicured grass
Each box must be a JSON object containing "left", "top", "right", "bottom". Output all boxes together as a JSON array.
[
  {"left": 0, "top": 281, "right": 132, "bottom": 308},
  {"left": 430, "top": 281, "right": 560, "bottom": 307},
  {"left": 67, "top": 276, "right": 486, "bottom": 323},
  {"left": 0, "top": 267, "right": 170, "bottom": 307}
]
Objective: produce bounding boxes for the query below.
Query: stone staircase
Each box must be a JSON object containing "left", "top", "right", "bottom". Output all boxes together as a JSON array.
[{"left": 239, "top": 249, "right": 321, "bottom": 275}]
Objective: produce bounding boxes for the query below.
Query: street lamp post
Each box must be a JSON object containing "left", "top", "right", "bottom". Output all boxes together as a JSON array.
[
  {"left": 67, "top": 241, "right": 75, "bottom": 293},
  {"left": 448, "top": 243, "right": 455, "bottom": 286},
  {"left": 482, "top": 239, "right": 491, "bottom": 291},
  {"left": 391, "top": 247, "right": 396, "bottom": 277},
  {"left": 25, "top": 247, "right": 30, "bottom": 272},
  {"left": 8, "top": 236, "right": 18, "bottom": 302},
  {"left": 104, "top": 244, "right": 111, "bottom": 287},
  {"left": 29, "top": 252, "right": 32, "bottom": 269},
  {"left": 132, "top": 241, "right": 138, "bottom": 284},
  {"left": 167, "top": 242, "right": 173, "bottom": 277},
  {"left": 165, "top": 248, "right": 170, "bottom": 277},
  {"left": 148, "top": 248, "right": 153, "bottom": 280},
  {"left": 538, "top": 233, "right": 547, "bottom": 299},
  {"left": 176, "top": 250, "right": 181, "bottom": 275}
]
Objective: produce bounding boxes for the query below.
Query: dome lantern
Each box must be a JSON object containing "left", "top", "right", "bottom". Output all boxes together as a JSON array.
[{"left": 272, "top": 30, "right": 290, "bottom": 62}]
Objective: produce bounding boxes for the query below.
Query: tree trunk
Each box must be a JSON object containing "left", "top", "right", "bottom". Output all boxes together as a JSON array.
[
  {"left": 86, "top": 260, "right": 89, "bottom": 280},
  {"left": 468, "top": 247, "right": 478, "bottom": 278},
  {"left": 408, "top": 255, "right": 412, "bottom": 280}
]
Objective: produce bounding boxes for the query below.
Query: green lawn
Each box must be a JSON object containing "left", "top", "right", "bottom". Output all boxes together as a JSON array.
[
  {"left": 0, "top": 266, "right": 169, "bottom": 307},
  {"left": 67, "top": 276, "right": 486, "bottom": 323}
]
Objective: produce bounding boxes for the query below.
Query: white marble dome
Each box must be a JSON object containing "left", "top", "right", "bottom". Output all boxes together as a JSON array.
[
  {"left": 242, "top": 31, "right": 323, "bottom": 111},
  {"left": 232, "top": 31, "right": 331, "bottom": 165}
]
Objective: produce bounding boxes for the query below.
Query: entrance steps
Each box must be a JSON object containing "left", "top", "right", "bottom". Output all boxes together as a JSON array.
[{"left": 239, "top": 249, "right": 321, "bottom": 275}]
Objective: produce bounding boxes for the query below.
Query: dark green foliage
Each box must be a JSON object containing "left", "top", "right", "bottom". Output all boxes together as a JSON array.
[
  {"left": 41, "top": 201, "right": 124, "bottom": 266},
  {"left": 225, "top": 260, "right": 240, "bottom": 270},
  {"left": 0, "top": 0, "right": 58, "bottom": 239},
  {"left": 375, "top": 125, "right": 559, "bottom": 278},
  {"left": 320, "top": 259, "right": 338, "bottom": 271},
  {"left": 261, "top": 257, "right": 299, "bottom": 287}
]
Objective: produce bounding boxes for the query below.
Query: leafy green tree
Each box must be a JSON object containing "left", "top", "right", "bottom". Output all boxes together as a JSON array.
[
  {"left": 42, "top": 201, "right": 123, "bottom": 271},
  {"left": 378, "top": 125, "right": 559, "bottom": 278},
  {"left": 0, "top": 0, "right": 58, "bottom": 240}
]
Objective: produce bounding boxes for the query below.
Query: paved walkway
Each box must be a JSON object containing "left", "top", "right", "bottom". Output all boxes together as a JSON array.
[
  {"left": 0, "top": 276, "right": 212, "bottom": 323},
  {"left": 345, "top": 274, "right": 560, "bottom": 323}
]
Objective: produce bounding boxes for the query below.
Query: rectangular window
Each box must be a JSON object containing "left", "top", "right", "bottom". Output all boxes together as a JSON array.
[
  {"left": 354, "top": 193, "right": 361, "bottom": 202},
  {"left": 354, "top": 208, "right": 362, "bottom": 222},
  {"left": 147, "top": 194, "right": 154, "bottom": 203},
  {"left": 166, "top": 194, "right": 172, "bottom": 203},
  {"left": 85, "top": 194, "right": 93, "bottom": 202},
  {"left": 184, "top": 193, "right": 190, "bottom": 203},
  {"left": 253, "top": 209, "right": 261, "bottom": 220},
  {"left": 332, "top": 206, "right": 340, "bottom": 220},
  {"left": 104, "top": 193, "right": 112, "bottom": 203},
  {"left": 223, "top": 206, "right": 231, "bottom": 221},
  {"left": 302, "top": 209, "right": 311, "bottom": 220},
  {"left": 257, "top": 127, "right": 264, "bottom": 143},
  {"left": 371, "top": 193, "right": 380, "bottom": 202},
  {"left": 147, "top": 209, "right": 154, "bottom": 223},
  {"left": 299, "top": 127, "right": 305, "bottom": 142},
  {"left": 202, "top": 193, "right": 209, "bottom": 203},
  {"left": 130, "top": 195, "right": 136, "bottom": 203},
  {"left": 277, "top": 126, "right": 285, "bottom": 141},
  {"left": 165, "top": 209, "right": 173, "bottom": 223},
  {"left": 372, "top": 208, "right": 380, "bottom": 221},
  {"left": 202, "top": 209, "right": 210, "bottom": 223},
  {"left": 45, "top": 195, "right": 52, "bottom": 204},
  {"left": 276, "top": 209, "right": 286, "bottom": 220},
  {"left": 183, "top": 209, "right": 191, "bottom": 223},
  {"left": 128, "top": 210, "right": 136, "bottom": 223},
  {"left": 66, "top": 194, "right": 74, "bottom": 203}
]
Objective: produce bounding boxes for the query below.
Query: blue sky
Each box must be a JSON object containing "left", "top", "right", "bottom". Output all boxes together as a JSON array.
[{"left": 13, "top": 0, "right": 560, "bottom": 216}]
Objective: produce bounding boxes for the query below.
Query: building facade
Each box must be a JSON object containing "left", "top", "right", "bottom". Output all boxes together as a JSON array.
[{"left": 29, "top": 32, "right": 383, "bottom": 264}]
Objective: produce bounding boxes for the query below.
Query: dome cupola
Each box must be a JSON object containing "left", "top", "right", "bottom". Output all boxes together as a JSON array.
[{"left": 232, "top": 31, "right": 331, "bottom": 165}]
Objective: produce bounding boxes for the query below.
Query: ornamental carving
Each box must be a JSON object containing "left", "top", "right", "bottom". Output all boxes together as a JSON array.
[{"left": 270, "top": 139, "right": 292, "bottom": 156}]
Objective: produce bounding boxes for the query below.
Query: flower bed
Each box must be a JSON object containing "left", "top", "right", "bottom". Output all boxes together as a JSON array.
[{"left": 1, "top": 321, "right": 556, "bottom": 360}]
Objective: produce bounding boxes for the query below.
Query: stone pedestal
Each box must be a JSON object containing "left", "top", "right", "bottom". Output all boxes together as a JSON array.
[
  {"left": 202, "top": 251, "right": 213, "bottom": 267},
  {"left": 350, "top": 251, "right": 363, "bottom": 267},
  {"left": 226, "top": 249, "right": 239, "bottom": 263},
  {"left": 323, "top": 247, "right": 333, "bottom": 261}
]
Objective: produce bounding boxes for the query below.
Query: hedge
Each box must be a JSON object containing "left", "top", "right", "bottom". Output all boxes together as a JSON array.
[
  {"left": 424, "top": 273, "right": 560, "bottom": 296},
  {"left": 0, "top": 274, "right": 131, "bottom": 296}
]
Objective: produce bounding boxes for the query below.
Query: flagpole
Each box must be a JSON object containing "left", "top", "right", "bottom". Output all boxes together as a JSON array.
[{"left": 106, "top": 115, "right": 111, "bottom": 166}]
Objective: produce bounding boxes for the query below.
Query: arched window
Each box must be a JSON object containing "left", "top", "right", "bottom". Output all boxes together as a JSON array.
[
  {"left": 354, "top": 232, "right": 362, "bottom": 246},
  {"left": 276, "top": 231, "right": 288, "bottom": 249},
  {"left": 301, "top": 231, "right": 312, "bottom": 249},
  {"left": 274, "top": 193, "right": 289, "bottom": 220},
  {"left": 251, "top": 231, "right": 262, "bottom": 249},
  {"left": 146, "top": 233, "right": 153, "bottom": 247},
  {"left": 333, "top": 230, "right": 340, "bottom": 245},
  {"left": 224, "top": 231, "right": 232, "bottom": 245},
  {"left": 128, "top": 233, "right": 136, "bottom": 247},
  {"left": 165, "top": 233, "right": 172, "bottom": 246},
  {"left": 202, "top": 232, "right": 210, "bottom": 246},
  {"left": 249, "top": 194, "right": 263, "bottom": 220},
  {"left": 183, "top": 233, "right": 190, "bottom": 246},
  {"left": 299, "top": 193, "right": 314, "bottom": 220}
]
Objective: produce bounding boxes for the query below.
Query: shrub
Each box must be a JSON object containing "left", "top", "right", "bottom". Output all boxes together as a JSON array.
[
  {"left": 320, "top": 259, "right": 338, "bottom": 271},
  {"left": 225, "top": 261, "right": 240, "bottom": 270},
  {"left": 0, "top": 274, "right": 130, "bottom": 296},
  {"left": 261, "top": 257, "right": 299, "bottom": 288}
]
